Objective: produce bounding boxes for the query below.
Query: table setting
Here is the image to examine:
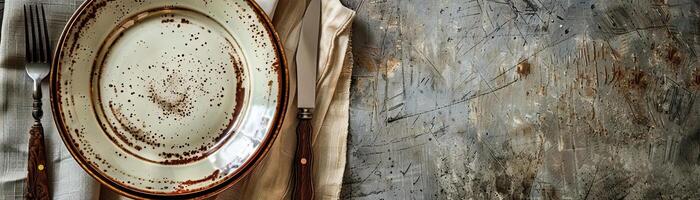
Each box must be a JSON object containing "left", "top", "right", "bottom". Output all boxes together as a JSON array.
[
  {"left": 5, "top": 0, "right": 700, "bottom": 199},
  {"left": 0, "top": 0, "right": 354, "bottom": 199}
]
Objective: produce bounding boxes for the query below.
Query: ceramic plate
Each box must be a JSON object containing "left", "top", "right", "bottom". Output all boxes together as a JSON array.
[{"left": 50, "top": 0, "right": 287, "bottom": 198}]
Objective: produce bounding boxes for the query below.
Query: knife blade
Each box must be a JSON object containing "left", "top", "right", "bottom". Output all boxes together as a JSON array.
[
  {"left": 296, "top": 0, "right": 321, "bottom": 109},
  {"left": 293, "top": 0, "right": 321, "bottom": 199}
]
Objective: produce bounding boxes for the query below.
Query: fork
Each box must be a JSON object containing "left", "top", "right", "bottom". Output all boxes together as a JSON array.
[{"left": 23, "top": 4, "right": 51, "bottom": 200}]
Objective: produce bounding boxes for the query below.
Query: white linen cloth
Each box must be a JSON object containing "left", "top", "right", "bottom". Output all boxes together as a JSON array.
[{"left": 0, "top": 0, "right": 354, "bottom": 199}]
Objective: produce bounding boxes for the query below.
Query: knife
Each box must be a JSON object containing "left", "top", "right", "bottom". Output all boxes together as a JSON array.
[{"left": 293, "top": 0, "right": 321, "bottom": 199}]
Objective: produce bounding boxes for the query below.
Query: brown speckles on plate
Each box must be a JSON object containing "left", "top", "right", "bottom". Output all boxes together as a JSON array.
[
  {"left": 51, "top": 0, "right": 288, "bottom": 199},
  {"left": 178, "top": 170, "right": 220, "bottom": 189},
  {"left": 146, "top": 81, "right": 192, "bottom": 117},
  {"left": 93, "top": 8, "right": 247, "bottom": 165}
]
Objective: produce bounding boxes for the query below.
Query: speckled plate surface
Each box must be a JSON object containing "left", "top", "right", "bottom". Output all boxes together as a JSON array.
[{"left": 50, "top": 0, "right": 287, "bottom": 198}]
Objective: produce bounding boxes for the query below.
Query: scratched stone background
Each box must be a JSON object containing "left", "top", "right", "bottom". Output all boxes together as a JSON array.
[{"left": 340, "top": 0, "right": 700, "bottom": 199}]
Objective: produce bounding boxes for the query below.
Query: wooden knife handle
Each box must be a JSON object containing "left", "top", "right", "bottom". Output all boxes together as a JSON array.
[
  {"left": 293, "top": 112, "right": 314, "bottom": 200},
  {"left": 26, "top": 123, "right": 50, "bottom": 200}
]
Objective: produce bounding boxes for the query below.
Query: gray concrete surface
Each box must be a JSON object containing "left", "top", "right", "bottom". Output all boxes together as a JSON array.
[{"left": 341, "top": 0, "right": 700, "bottom": 199}]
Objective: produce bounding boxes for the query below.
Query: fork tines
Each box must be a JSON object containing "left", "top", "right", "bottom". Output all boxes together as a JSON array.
[{"left": 24, "top": 4, "right": 51, "bottom": 63}]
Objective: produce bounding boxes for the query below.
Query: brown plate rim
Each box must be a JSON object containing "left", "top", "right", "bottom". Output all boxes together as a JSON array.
[{"left": 49, "top": 0, "right": 289, "bottom": 199}]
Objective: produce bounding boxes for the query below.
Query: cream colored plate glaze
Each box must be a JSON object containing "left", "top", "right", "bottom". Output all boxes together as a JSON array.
[{"left": 51, "top": 0, "right": 286, "bottom": 198}]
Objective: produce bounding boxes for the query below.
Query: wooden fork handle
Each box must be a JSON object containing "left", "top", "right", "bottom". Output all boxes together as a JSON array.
[
  {"left": 26, "top": 82, "right": 50, "bottom": 200},
  {"left": 293, "top": 117, "right": 314, "bottom": 200},
  {"left": 26, "top": 123, "right": 50, "bottom": 200}
]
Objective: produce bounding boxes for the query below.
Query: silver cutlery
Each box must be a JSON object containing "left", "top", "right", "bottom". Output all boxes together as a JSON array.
[
  {"left": 293, "top": 0, "right": 321, "bottom": 199},
  {"left": 23, "top": 4, "right": 51, "bottom": 200}
]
